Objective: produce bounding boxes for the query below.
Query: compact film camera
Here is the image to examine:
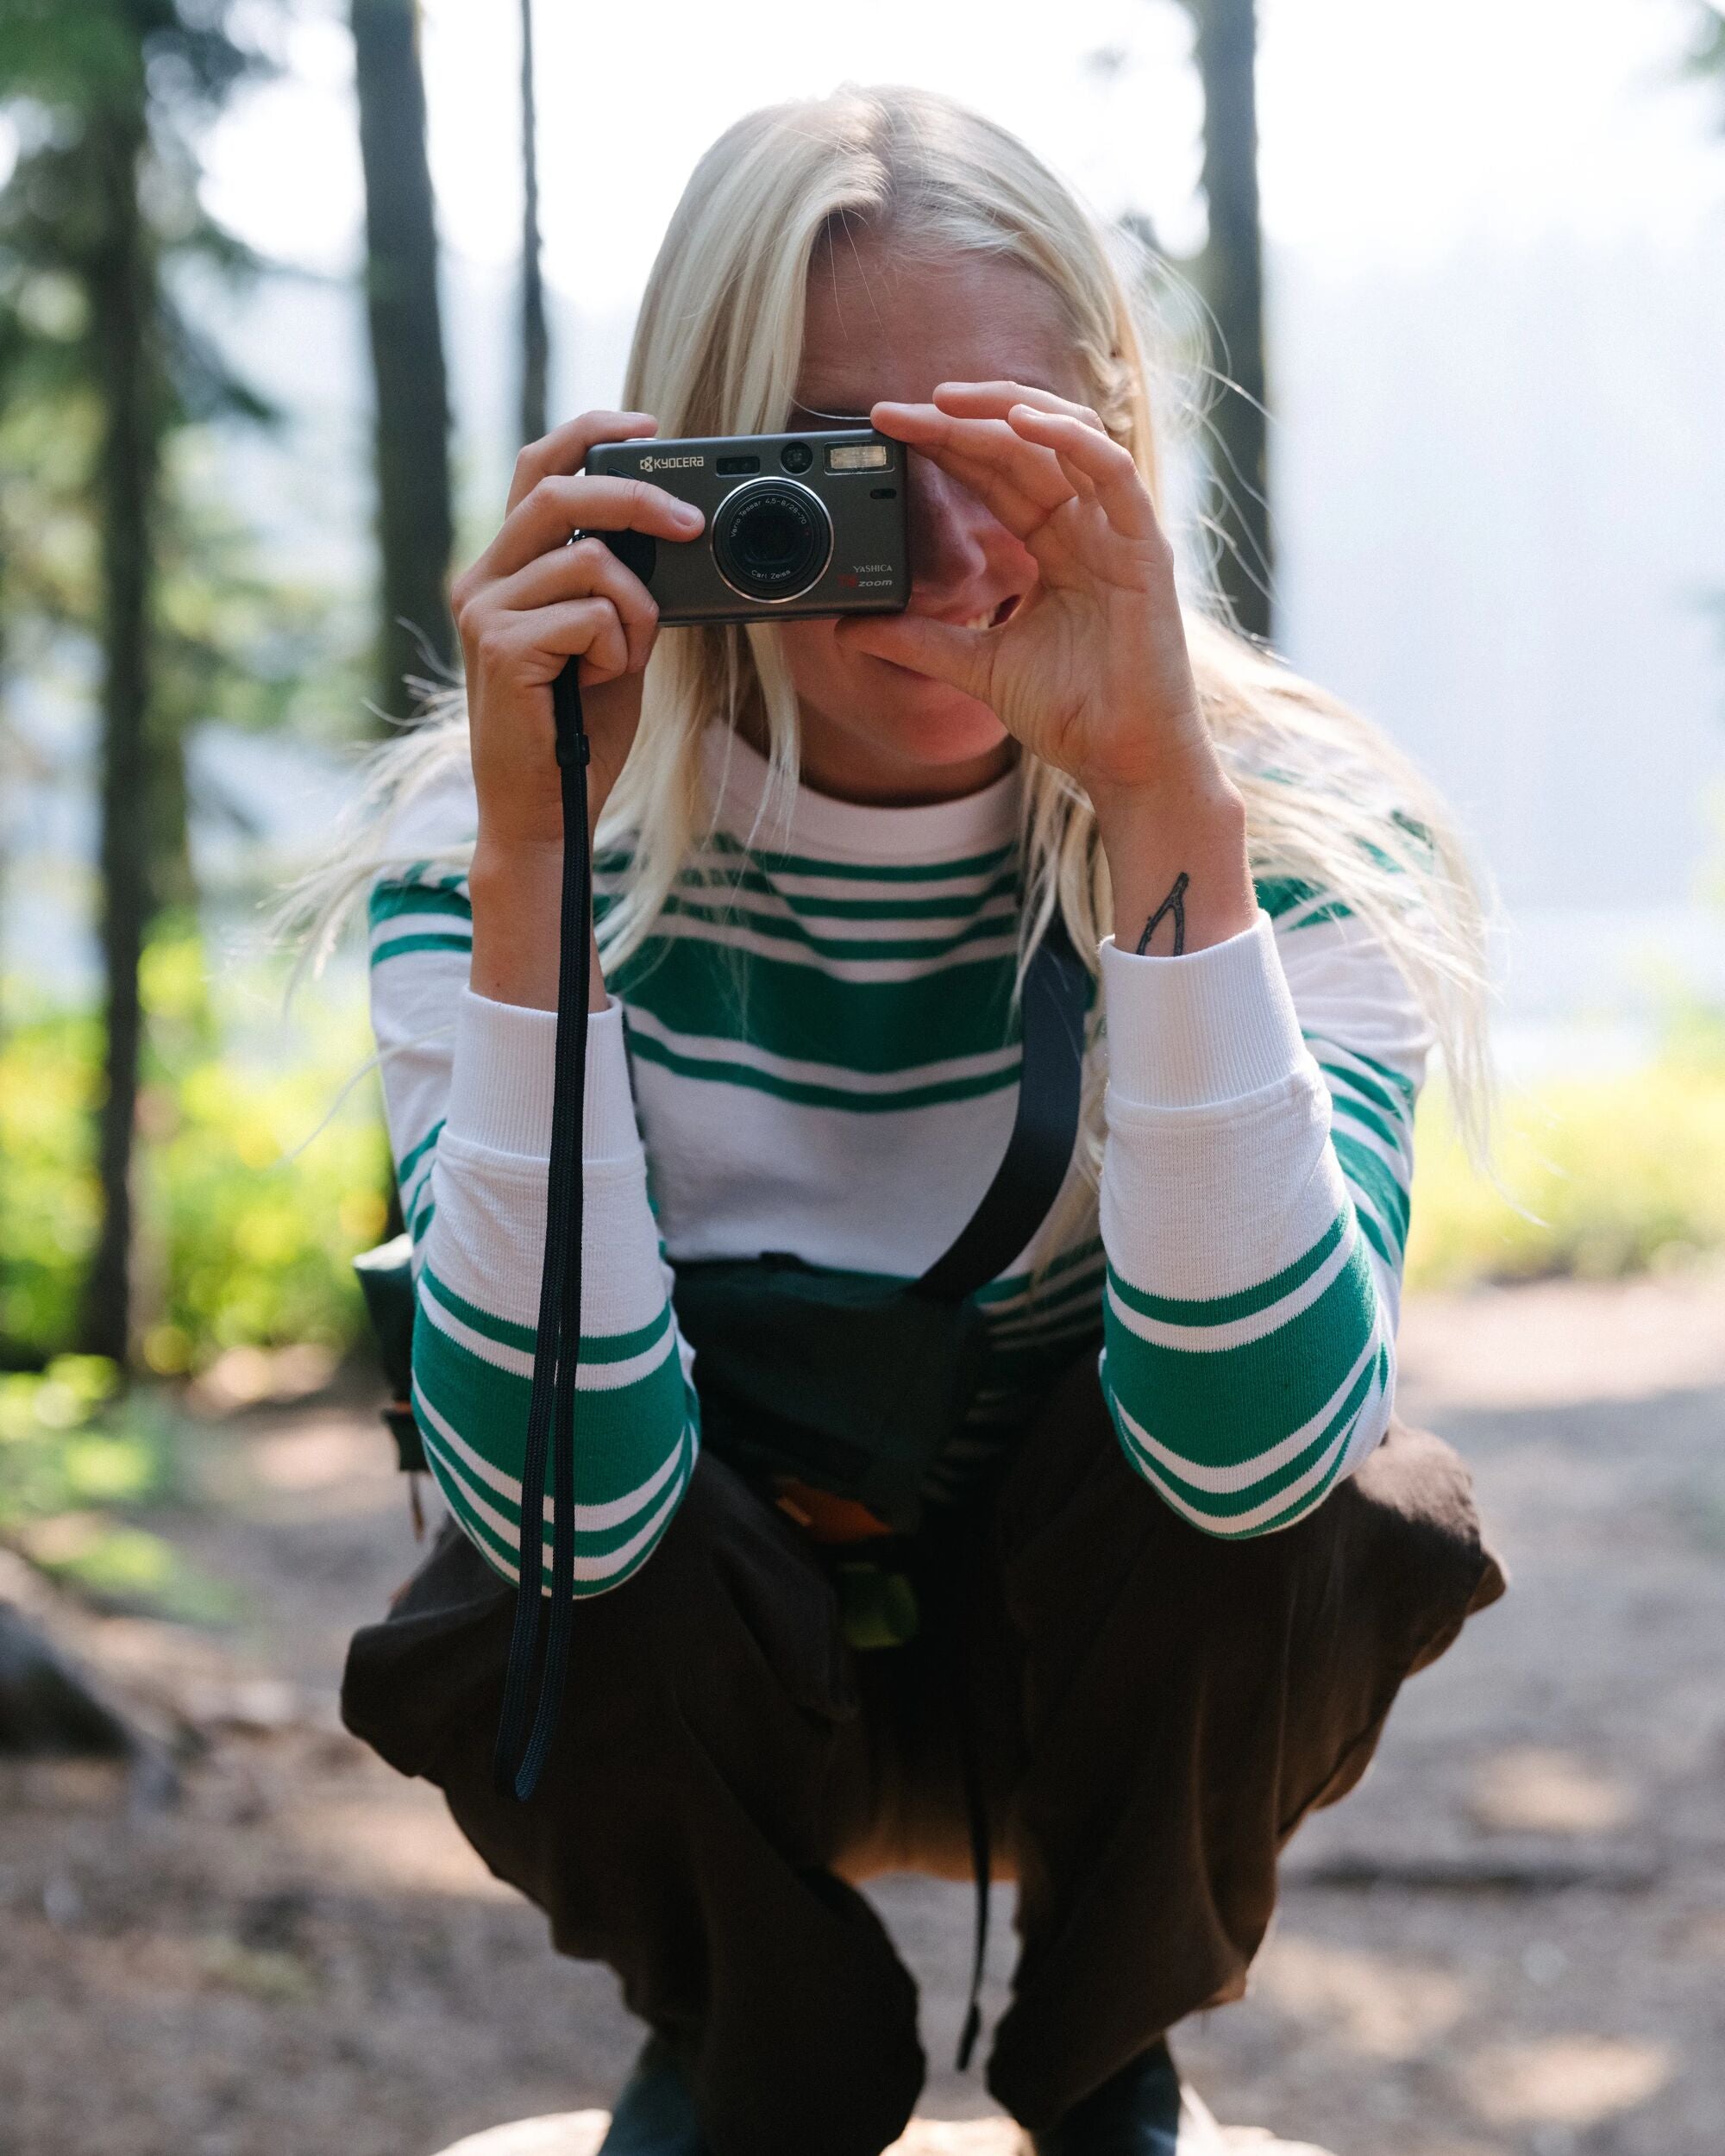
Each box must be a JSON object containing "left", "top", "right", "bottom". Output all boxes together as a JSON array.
[{"left": 584, "top": 425, "right": 910, "bottom": 625}]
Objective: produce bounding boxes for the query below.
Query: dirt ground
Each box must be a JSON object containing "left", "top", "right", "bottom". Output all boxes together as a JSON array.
[{"left": 3, "top": 1267, "right": 1724, "bottom": 2156}]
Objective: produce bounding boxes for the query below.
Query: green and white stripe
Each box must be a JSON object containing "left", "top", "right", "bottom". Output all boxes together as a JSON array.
[
  {"left": 412, "top": 1265, "right": 699, "bottom": 1595},
  {"left": 1310, "top": 1037, "right": 1417, "bottom": 1274},
  {"left": 1106, "top": 1318, "right": 1391, "bottom": 1535},
  {"left": 1100, "top": 1206, "right": 1390, "bottom": 1536},
  {"left": 369, "top": 868, "right": 474, "bottom": 967},
  {"left": 364, "top": 724, "right": 1432, "bottom": 1576}
]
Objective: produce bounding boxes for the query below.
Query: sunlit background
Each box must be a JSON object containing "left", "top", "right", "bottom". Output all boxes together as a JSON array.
[
  {"left": 12, "top": 1, "right": 1725, "bottom": 1057},
  {"left": 210, "top": 0, "right": 1725, "bottom": 1054},
  {"left": 3, "top": 8, "right": 1725, "bottom": 2153}
]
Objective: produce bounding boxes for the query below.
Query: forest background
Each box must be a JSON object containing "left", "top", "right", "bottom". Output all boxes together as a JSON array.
[{"left": 2, "top": 0, "right": 1723, "bottom": 1633}]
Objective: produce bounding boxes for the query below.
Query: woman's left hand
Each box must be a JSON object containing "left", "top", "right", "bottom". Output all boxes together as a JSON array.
[
  {"left": 837, "top": 380, "right": 1257, "bottom": 956},
  {"left": 832, "top": 381, "right": 1214, "bottom": 807}
]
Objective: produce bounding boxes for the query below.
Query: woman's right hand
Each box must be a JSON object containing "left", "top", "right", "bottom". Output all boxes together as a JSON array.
[
  {"left": 452, "top": 409, "right": 705, "bottom": 855},
  {"left": 454, "top": 410, "right": 702, "bottom": 1012}
]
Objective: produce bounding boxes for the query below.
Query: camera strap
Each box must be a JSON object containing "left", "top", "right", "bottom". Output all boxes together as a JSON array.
[
  {"left": 492, "top": 655, "right": 1093, "bottom": 1834},
  {"left": 492, "top": 658, "right": 594, "bottom": 1802}
]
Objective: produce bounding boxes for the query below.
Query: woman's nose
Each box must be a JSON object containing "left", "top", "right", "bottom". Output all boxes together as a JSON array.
[{"left": 905, "top": 449, "right": 994, "bottom": 598}]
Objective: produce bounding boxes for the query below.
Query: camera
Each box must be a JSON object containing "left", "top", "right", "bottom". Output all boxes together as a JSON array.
[{"left": 584, "top": 426, "right": 909, "bottom": 626}]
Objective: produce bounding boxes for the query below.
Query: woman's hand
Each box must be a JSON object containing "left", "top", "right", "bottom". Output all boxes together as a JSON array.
[
  {"left": 837, "top": 381, "right": 1255, "bottom": 954},
  {"left": 452, "top": 409, "right": 703, "bottom": 1010},
  {"left": 451, "top": 409, "right": 704, "bottom": 855},
  {"left": 834, "top": 381, "right": 1210, "bottom": 806}
]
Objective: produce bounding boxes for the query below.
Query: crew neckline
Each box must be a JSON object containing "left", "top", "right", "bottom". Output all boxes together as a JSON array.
[{"left": 701, "top": 720, "right": 1023, "bottom": 862}]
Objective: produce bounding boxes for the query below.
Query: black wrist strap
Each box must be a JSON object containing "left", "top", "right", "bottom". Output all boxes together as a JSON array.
[{"left": 492, "top": 656, "right": 593, "bottom": 1802}]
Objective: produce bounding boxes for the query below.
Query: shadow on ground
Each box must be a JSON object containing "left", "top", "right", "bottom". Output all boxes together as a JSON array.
[{"left": 3, "top": 1269, "right": 1722, "bottom": 2156}]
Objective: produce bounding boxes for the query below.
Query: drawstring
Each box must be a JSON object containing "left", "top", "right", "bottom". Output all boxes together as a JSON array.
[
  {"left": 950, "top": 1502, "right": 991, "bottom": 2072},
  {"left": 954, "top": 1675, "right": 991, "bottom": 2071}
]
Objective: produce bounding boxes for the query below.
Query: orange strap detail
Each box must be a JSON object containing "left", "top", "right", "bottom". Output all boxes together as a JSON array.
[{"left": 773, "top": 1478, "right": 894, "bottom": 1545}]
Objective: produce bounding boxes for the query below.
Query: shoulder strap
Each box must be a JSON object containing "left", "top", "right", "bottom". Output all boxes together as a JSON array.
[{"left": 913, "top": 907, "right": 1090, "bottom": 1304}]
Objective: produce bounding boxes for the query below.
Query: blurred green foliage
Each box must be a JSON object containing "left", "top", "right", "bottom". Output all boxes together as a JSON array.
[
  {"left": 0, "top": 930, "right": 390, "bottom": 1374},
  {"left": 0, "top": 1355, "right": 158, "bottom": 1513},
  {"left": 2, "top": 929, "right": 1724, "bottom": 1632},
  {"left": 0, "top": 1351, "right": 233, "bottom": 1619},
  {"left": 1408, "top": 1028, "right": 1725, "bottom": 1288},
  {"left": 5, "top": 925, "right": 1725, "bottom": 1373}
]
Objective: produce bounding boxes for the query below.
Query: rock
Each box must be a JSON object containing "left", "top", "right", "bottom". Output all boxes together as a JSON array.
[
  {"left": 430, "top": 2121, "right": 1026, "bottom": 2155},
  {"left": 0, "top": 1599, "right": 178, "bottom": 1808},
  {"left": 429, "top": 2114, "right": 1333, "bottom": 2155},
  {"left": 1219, "top": 2136, "right": 1336, "bottom": 2155},
  {"left": 433, "top": 2119, "right": 609, "bottom": 2156},
  {"left": 892, "top": 2128, "right": 1026, "bottom": 2153}
]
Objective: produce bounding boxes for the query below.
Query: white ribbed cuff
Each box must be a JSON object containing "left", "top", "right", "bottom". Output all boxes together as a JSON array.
[
  {"left": 445, "top": 989, "right": 641, "bottom": 1162},
  {"left": 1100, "top": 912, "right": 1308, "bottom": 1109}
]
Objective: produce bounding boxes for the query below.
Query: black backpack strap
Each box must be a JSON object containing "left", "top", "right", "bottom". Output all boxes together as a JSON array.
[
  {"left": 908, "top": 903, "right": 1090, "bottom": 2076},
  {"left": 913, "top": 906, "right": 1089, "bottom": 1304}
]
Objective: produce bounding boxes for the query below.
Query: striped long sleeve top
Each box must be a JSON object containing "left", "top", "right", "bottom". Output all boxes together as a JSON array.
[{"left": 367, "top": 723, "right": 1430, "bottom": 1595}]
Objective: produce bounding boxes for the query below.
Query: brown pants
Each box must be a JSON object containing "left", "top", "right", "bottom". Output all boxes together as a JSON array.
[{"left": 342, "top": 1353, "right": 1504, "bottom": 2156}]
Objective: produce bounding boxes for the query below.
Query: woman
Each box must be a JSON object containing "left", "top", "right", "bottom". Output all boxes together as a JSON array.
[{"left": 329, "top": 84, "right": 1503, "bottom": 2156}]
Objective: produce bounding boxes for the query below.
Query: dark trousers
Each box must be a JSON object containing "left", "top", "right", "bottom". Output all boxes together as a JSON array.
[{"left": 342, "top": 1354, "right": 1503, "bottom": 2156}]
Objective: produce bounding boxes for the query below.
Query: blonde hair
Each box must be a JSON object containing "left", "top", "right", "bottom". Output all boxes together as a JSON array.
[{"left": 297, "top": 82, "right": 1494, "bottom": 1177}]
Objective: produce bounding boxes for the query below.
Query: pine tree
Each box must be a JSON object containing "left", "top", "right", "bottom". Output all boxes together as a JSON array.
[
  {"left": 1184, "top": 0, "right": 1271, "bottom": 639},
  {"left": 0, "top": 0, "right": 273, "bottom": 1364},
  {"left": 518, "top": 0, "right": 549, "bottom": 448},
  {"left": 349, "top": 0, "right": 455, "bottom": 718}
]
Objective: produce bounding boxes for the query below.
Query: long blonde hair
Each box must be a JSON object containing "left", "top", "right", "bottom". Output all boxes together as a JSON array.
[{"left": 298, "top": 82, "right": 1493, "bottom": 1169}]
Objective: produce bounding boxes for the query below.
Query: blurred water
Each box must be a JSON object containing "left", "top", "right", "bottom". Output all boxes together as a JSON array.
[
  {"left": 9, "top": 222, "right": 1722, "bottom": 1081},
  {"left": 7, "top": 711, "right": 1719, "bottom": 1085},
  {"left": 1490, "top": 904, "right": 1725, "bottom": 1081}
]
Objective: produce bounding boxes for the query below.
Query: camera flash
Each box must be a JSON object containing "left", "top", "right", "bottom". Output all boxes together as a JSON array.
[{"left": 826, "top": 442, "right": 891, "bottom": 472}]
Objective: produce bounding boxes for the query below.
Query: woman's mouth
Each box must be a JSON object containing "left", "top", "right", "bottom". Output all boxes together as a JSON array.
[{"left": 950, "top": 595, "right": 1020, "bottom": 632}]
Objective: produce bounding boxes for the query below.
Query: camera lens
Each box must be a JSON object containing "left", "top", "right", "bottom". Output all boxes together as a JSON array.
[
  {"left": 780, "top": 440, "right": 814, "bottom": 473},
  {"left": 712, "top": 479, "right": 832, "bottom": 603}
]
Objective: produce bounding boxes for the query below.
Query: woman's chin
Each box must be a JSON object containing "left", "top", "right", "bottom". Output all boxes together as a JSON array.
[
  {"left": 868, "top": 673, "right": 1006, "bottom": 757},
  {"left": 867, "top": 707, "right": 1009, "bottom": 776}
]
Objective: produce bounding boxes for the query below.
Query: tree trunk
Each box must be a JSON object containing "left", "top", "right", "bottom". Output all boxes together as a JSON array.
[
  {"left": 0, "top": 1601, "right": 137, "bottom": 1759},
  {"left": 0, "top": 1589, "right": 178, "bottom": 1810},
  {"left": 350, "top": 0, "right": 456, "bottom": 719},
  {"left": 518, "top": 0, "right": 549, "bottom": 448},
  {"left": 1189, "top": 0, "right": 1272, "bottom": 640},
  {"left": 80, "top": 99, "right": 159, "bottom": 1367}
]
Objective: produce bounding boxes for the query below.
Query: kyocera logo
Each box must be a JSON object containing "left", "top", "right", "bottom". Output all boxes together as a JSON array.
[{"left": 639, "top": 454, "right": 703, "bottom": 473}]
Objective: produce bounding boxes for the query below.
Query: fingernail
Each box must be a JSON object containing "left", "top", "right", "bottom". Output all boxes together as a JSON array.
[{"left": 676, "top": 504, "right": 703, "bottom": 526}]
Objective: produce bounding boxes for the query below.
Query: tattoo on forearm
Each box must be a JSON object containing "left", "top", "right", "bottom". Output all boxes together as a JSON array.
[{"left": 1136, "top": 871, "right": 1189, "bottom": 956}]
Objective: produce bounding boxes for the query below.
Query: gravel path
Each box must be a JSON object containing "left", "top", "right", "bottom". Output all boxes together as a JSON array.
[{"left": 3, "top": 1267, "right": 1722, "bottom": 2156}]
